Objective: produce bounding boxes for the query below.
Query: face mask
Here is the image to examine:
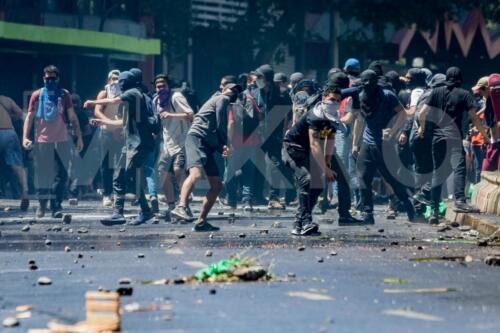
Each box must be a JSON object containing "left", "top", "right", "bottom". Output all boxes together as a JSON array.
[
  {"left": 229, "top": 93, "right": 238, "bottom": 103},
  {"left": 158, "top": 88, "right": 171, "bottom": 106},
  {"left": 106, "top": 81, "right": 121, "bottom": 98},
  {"left": 321, "top": 100, "right": 340, "bottom": 119},
  {"left": 44, "top": 77, "right": 59, "bottom": 91},
  {"left": 256, "top": 78, "right": 265, "bottom": 89}
]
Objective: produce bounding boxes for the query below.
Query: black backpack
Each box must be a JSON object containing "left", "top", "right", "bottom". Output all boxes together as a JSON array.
[{"left": 143, "top": 93, "right": 161, "bottom": 135}]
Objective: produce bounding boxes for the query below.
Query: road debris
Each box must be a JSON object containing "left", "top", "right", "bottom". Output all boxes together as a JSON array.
[
  {"left": 484, "top": 254, "right": 500, "bottom": 266},
  {"left": 410, "top": 255, "right": 473, "bottom": 262},
  {"left": 62, "top": 214, "right": 72, "bottom": 224},
  {"left": 22, "top": 225, "right": 30, "bottom": 232},
  {"left": 384, "top": 287, "right": 458, "bottom": 294},
  {"left": 287, "top": 291, "right": 334, "bottom": 301},
  {"left": 205, "top": 250, "right": 213, "bottom": 257},
  {"left": 42, "top": 291, "right": 121, "bottom": 333},
  {"left": 383, "top": 278, "right": 409, "bottom": 285},
  {"left": 37, "top": 277, "right": 52, "bottom": 285},
  {"left": 382, "top": 308, "right": 443, "bottom": 321},
  {"left": 2, "top": 317, "right": 19, "bottom": 327}
]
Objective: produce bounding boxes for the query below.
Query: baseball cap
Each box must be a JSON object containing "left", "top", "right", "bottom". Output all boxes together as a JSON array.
[
  {"left": 343, "top": 58, "right": 361, "bottom": 72},
  {"left": 472, "top": 76, "right": 489, "bottom": 91},
  {"left": 225, "top": 83, "right": 243, "bottom": 94}
]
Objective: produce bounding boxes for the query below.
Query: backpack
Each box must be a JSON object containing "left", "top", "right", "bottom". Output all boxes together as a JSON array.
[{"left": 143, "top": 92, "right": 161, "bottom": 135}]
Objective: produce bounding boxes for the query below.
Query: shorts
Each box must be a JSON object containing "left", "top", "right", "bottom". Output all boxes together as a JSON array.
[
  {"left": 158, "top": 149, "right": 186, "bottom": 172},
  {"left": 482, "top": 141, "right": 500, "bottom": 172},
  {"left": 0, "top": 129, "right": 23, "bottom": 167},
  {"left": 185, "top": 134, "right": 220, "bottom": 177}
]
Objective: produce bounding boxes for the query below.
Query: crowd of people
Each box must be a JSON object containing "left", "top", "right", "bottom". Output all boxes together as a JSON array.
[{"left": 0, "top": 60, "right": 498, "bottom": 235}]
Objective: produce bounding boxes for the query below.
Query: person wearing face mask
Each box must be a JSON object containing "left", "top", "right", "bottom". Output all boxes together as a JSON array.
[
  {"left": 409, "top": 73, "right": 446, "bottom": 220},
  {"left": 84, "top": 70, "right": 154, "bottom": 226},
  {"left": 417, "top": 67, "right": 490, "bottom": 221},
  {"left": 23, "top": 65, "right": 83, "bottom": 218},
  {"left": 170, "top": 83, "right": 243, "bottom": 232},
  {"left": 255, "top": 64, "right": 295, "bottom": 209},
  {"left": 283, "top": 73, "right": 364, "bottom": 236},
  {"left": 153, "top": 74, "right": 194, "bottom": 219},
  {"left": 352, "top": 69, "right": 416, "bottom": 225},
  {"left": 93, "top": 69, "right": 122, "bottom": 207},
  {"left": 274, "top": 72, "right": 289, "bottom": 97}
]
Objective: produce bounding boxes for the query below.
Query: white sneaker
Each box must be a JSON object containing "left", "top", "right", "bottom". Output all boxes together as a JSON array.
[{"left": 102, "top": 196, "right": 113, "bottom": 207}]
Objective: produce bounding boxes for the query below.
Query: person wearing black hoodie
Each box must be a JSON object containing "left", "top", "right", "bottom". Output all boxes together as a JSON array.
[
  {"left": 409, "top": 73, "right": 446, "bottom": 219},
  {"left": 352, "top": 70, "right": 416, "bottom": 224},
  {"left": 417, "top": 67, "right": 490, "bottom": 220},
  {"left": 84, "top": 71, "right": 153, "bottom": 226}
]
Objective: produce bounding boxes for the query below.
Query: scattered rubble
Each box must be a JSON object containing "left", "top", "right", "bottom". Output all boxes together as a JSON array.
[
  {"left": 37, "top": 277, "right": 52, "bottom": 285},
  {"left": 2, "top": 317, "right": 19, "bottom": 328}
]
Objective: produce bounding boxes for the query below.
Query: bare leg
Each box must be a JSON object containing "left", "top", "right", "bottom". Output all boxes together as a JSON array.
[
  {"left": 174, "top": 167, "right": 186, "bottom": 194},
  {"left": 178, "top": 167, "right": 202, "bottom": 207},
  {"left": 197, "top": 176, "right": 223, "bottom": 224}
]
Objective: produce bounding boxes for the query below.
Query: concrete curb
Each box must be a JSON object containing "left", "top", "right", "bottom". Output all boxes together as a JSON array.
[{"left": 445, "top": 209, "right": 500, "bottom": 238}]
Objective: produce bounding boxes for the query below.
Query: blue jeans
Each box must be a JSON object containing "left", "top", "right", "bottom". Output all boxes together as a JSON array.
[
  {"left": 144, "top": 139, "right": 161, "bottom": 197},
  {"left": 333, "top": 131, "right": 357, "bottom": 194},
  {"left": 225, "top": 146, "right": 256, "bottom": 205},
  {"left": 471, "top": 145, "right": 484, "bottom": 184}
]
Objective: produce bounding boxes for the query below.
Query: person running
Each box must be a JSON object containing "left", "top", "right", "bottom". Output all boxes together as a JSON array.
[
  {"left": 409, "top": 73, "right": 447, "bottom": 219},
  {"left": 94, "top": 70, "right": 122, "bottom": 207},
  {"left": 84, "top": 71, "right": 154, "bottom": 225},
  {"left": 417, "top": 67, "right": 490, "bottom": 221},
  {"left": 170, "top": 83, "right": 242, "bottom": 232},
  {"left": 153, "top": 74, "right": 194, "bottom": 217},
  {"left": 352, "top": 69, "right": 416, "bottom": 224},
  {"left": 23, "top": 65, "right": 83, "bottom": 218},
  {"left": 0, "top": 94, "right": 29, "bottom": 211},
  {"left": 283, "top": 73, "right": 363, "bottom": 236}
]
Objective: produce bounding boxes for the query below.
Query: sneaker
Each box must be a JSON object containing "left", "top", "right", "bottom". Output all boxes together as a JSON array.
[
  {"left": 428, "top": 215, "right": 440, "bottom": 225},
  {"left": 52, "top": 210, "right": 63, "bottom": 218},
  {"left": 69, "top": 198, "right": 78, "bottom": 206},
  {"left": 413, "top": 192, "right": 432, "bottom": 206},
  {"left": 192, "top": 220, "right": 220, "bottom": 232},
  {"left": 386, "top": 208, "right": 397, "bottom": 220},
  {"left": 101, "top": 209, "right": 126, "bottom": 226},
  {"left": 150, "top": 197, "right": 160, "bottom": 215},
  {"left": 291, "top": 225, "right": 302, "bottom": 236},
  {"left": 171, "top": 206, "right": 195, "bottom": 222},
  {"left": 301, "top": 222, "right": 320, "bottom": 236},
  {"left": 243, "top": 202, "right": 253, "bottom": 212},
  {"left": 129, "top": 210, "right": 154, "bottom": 226},
  {"left": 362, "top": 213, "right": 375, "bottom": 225},
  {"left": 268, "top": 199, "right": 285, "bottom": 210},
  {"left": 453, "top": 201, "right": 480, "bottom": 213},
  {"left": 20, "top": 198, "right": 30, "bottom": 212},
  {"left": 338, "top": 215, "right": 365, "bottom": 226},
  {"left": 102, "top": 196, "right": 113, "bottom": 207},
  {"left": 36, "top": 201, "right": 47, "bottom": 218}
]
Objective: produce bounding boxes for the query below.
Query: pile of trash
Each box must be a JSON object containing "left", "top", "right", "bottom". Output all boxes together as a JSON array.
[{"left": 144, "top": 255, "right": 273, "bottom": 285}]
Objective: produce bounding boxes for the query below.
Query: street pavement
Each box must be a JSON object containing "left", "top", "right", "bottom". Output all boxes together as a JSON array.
[{"left": 0, "top": 199, "right": 499, "bottom": 333}]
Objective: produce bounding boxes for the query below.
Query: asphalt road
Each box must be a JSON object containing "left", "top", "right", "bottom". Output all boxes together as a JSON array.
[{"left": 0, "top": 199, "right": 499, "bottom": 333}]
